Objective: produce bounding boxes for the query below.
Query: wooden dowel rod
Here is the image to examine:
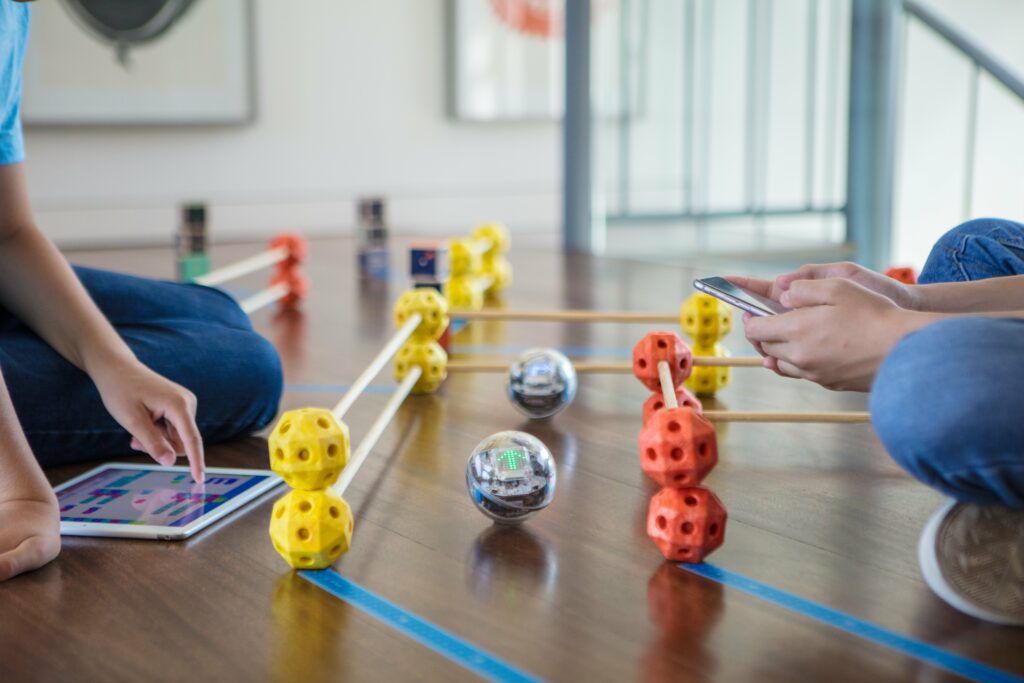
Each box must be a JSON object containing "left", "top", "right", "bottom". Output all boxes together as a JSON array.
[
  {"left": 702, "top": 411, "right": 871, "bottom": 423},
  {"left": 195, "top": 246, "right": 289, "bottom": 287},
  {"left": 332, "top": 366, "right": 421, "bottom": 497},
  {"left": 332, "top": 313, "right": 422, "bottom": 420},
  {"left": 657, "top": 361, "right": 679, "bottom": 409},
  {"left": 447, "top": 358, "right": 762, "bottom": 373},
  {"left": 238, "top": 282, "right": 290, "bottom": 314},
  {"left": 449, "top": 309, "right": 679, "bottom": 323}
]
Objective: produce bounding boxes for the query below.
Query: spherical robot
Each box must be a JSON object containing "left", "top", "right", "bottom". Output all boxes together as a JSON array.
[
  {"left": 506, "top": 348, "right": 578, "bottom": 419},
  {"left": 465, "top": 431, "right": 556, "bottom": 524}
]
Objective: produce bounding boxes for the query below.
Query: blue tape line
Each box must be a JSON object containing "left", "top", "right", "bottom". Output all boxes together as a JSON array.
[
  {"left": 450, "top": 320, "right": 469, "bottom": 334},
  {"left": 683, "top": 563, "right": 1024, "bottom": 683},
  {"left": 285, "top": 384, "right": 394, "bottom": 394},
  {"left": 300, "top": 570, "right": 544, "bottom": 683}
]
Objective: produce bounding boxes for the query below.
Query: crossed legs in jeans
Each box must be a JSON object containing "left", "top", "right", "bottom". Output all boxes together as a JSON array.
[
  {"left": 871, "top": 218, "right": 1024, "bottom": 506},
  {"left": 0, "top": 266, "right": 283, "bottom": 466}
]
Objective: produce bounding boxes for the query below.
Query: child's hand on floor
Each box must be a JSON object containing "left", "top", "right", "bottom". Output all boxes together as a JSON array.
[
  {"left": 91, "top": 359, "right": 205, "bottom": 481},
  {"left": 0, "top": 498, "right": 59, "bottom": 581}
]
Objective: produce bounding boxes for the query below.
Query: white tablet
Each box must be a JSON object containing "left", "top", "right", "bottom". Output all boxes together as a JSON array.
[{"left": 54, "top": 463, "right": 284, "bottom": 540}]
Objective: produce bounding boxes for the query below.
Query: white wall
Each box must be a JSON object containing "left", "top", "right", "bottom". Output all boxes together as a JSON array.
[
  {"left": 22, "top": 0, "right": 561, "bottom": 247},
  {"left": 894, "top": 0, "right": 1024, "bottom": 267}
]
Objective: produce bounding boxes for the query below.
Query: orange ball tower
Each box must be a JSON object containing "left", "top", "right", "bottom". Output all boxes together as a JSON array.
[{"left": 633, "top": 331, "right": 727, "bottom": 563}]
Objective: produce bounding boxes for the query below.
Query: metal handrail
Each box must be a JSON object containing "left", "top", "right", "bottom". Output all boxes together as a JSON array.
[{"left": 903, "top": 0, "right": 1024, "bottom": 102}]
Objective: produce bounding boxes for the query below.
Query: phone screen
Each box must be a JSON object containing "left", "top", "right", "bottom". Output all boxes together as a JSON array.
[{"left": 693, "top": 277, "right": 790, "bottom": 316}]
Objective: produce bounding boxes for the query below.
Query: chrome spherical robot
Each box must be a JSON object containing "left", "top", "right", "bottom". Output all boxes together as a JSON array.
[
  {"left": 506, "top": 348, "right": 578, "bottom": 420},
  {"left": 465, "top": 431, "right": 556, "bottom": 524}
]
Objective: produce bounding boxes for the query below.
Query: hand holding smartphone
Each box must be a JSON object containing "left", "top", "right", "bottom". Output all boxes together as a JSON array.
[{"left": 693, "top": 277, "right": 791, "bottom": 317}]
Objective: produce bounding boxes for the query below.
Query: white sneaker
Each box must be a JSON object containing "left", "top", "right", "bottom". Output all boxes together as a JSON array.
[{"left": 918, "top": 500, "right": 1024, "bottom": 626}]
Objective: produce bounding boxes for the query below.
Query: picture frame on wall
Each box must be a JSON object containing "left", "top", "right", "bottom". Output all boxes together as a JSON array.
[
  {"left": 22, "top": 0, "right": 256, "bottom": 126},
  {"left": 447, "top": 0, "right": 645, "bottom": 122}
]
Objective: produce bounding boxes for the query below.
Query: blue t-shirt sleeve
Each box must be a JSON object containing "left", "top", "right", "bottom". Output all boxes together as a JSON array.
[{"left": 0, "top": 2, "right": 29, "bottom": 166}]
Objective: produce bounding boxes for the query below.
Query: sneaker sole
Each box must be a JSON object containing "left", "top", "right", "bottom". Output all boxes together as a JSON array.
[{"left": 918, "top": 500, "right": 1024, "bottom": 626}]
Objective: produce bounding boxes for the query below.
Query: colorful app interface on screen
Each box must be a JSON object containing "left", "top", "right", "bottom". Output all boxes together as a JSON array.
[{"left": 57, "top": 469, "right": 270, "bottom": 527}]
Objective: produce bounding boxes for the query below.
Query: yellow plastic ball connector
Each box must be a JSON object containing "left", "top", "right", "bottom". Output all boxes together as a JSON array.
[
  {"left": 393, "top": 288, "right": 450, "bottom": 342},
  {"left": 268, "top": 408, "right": 350, "bottom": 490},
  {"left": 269, "top": 490, "right": 354, "bottom": 569},
  {"left": 449, "top": 238, "right": 484, "bottom": 279},
  {"left": 395, "top": 341, "right": 448, "bottom": 394},
  {"left": 681, "top": 292, "right": 733, "bottom": 348},
  {"left": 444, "top": 276, "right": 485, "bottom": 311},
  {"left": 685, "top": 343, "right": 732, "bottom": 396},
  {"left": 472, "top": 222, "right": 511, "bottom": 256}
]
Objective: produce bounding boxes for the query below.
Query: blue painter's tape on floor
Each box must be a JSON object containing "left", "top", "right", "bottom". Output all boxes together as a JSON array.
[
  {"left": 683, "top": 563, "right": 1024, "bottom": 683},
  {"left": 301, "top": 570, "right": 544, "bottom": 683},
  {"left": 285, "top": 384, "right": 395, "bottom": 394}
]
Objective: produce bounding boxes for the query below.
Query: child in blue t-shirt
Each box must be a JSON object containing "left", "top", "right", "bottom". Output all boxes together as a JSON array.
[{"left": 0, "top": 2, "right": 281, "bottom": 581}]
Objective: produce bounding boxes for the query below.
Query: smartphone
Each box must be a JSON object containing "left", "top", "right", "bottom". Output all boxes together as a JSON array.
[{"left": 693, "top": 276, "right": 790, "bottom": 317}]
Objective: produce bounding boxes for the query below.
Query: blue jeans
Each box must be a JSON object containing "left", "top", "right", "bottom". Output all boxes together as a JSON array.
[
  {"left": 0, "top": 266, "right": 282, "bottom": 466},
  {"left": 870, "top": 218, "right": 1024, "bottom": 506}
]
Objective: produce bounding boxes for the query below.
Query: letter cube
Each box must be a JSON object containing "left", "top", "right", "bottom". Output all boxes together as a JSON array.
[{"left": 410, "top": 243, "right": 449, "bottom": 284}]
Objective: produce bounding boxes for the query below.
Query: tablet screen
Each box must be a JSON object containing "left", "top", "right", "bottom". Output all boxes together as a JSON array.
[{"left": 57, "top": 467, "right": 274, "bottom": 528}]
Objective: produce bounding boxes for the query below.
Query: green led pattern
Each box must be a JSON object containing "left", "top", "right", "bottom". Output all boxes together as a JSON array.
[{"left": 497, "top": 449, "right": 524, "bottom": 471}]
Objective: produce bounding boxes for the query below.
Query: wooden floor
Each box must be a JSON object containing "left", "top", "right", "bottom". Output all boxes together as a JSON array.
[{"left": 2, "top": 236, "right": 1023, "bottom": 682}]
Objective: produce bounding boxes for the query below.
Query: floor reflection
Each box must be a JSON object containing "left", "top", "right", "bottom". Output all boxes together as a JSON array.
[
  {"left": 271, "top": 572, "right": 349, "bottom": 683},
  {"left": 467, "top": 524, "right": 558, "bottom": 605},
  {"left": 270, "top": 308, "right": 308, "bottom": 380},
  {"left": 642, "top": 563, "right": 724, "bottom": 682}
]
